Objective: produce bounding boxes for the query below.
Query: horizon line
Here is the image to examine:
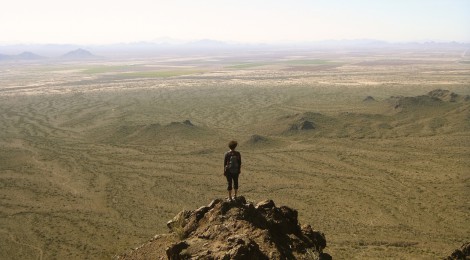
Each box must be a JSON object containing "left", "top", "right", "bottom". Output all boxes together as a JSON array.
[{"left": 1, "top": 38, "right": 470, "bottom": 47}]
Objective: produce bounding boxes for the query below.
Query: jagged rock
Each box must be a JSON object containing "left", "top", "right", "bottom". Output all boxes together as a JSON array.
[
  {"left": 118, "top": 197, "right": 330, "bottom": 259},
  {"left": 208, "top": 198, "right": 223, "bottom": 208},
  {"left": 302, "top": 224, "right": 327, "bottom": 251},
  {"left": 444, "top": 242, "right": 470, "bottom": 260},
  {"left": 166, "top": 210, "right": 192, "bottom": 232},
  {"left": 222, "top": 237, "right": 266, "bottom": 260},
  {"left": 256, "top": 199, "right": 275, "bottom": 209},
  {"left": 166, "top": 241, "right": 189, "bottom": 259}
]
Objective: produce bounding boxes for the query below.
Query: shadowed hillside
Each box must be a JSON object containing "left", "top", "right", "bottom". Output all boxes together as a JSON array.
[
  {"left": 269, "top": 90, "right": 470, "bottom": 138},
  {"left": 100, "top": 120, "right": 213, "bottom": 145}
]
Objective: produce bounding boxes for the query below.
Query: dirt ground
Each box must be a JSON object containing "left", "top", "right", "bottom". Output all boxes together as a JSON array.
[{"left": 0, "top": 48, "right": 469, "bottom": 259}]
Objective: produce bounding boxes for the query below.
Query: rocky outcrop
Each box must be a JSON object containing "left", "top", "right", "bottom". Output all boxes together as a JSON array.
[
  {"left": 386, "top": 95, "right": 441, "bottom": 110},
  {"left": 427, "top": 89, "right": 469, "bottom": 103},
  {"left": 444, "top": 242, "right": 470, "bottom": 260},
  {"left": 386, "top": 89, "right": 469, "bottom": 111},
  {"left": 289, "top": 120, "right": 316, "bottom": 131},
  {"left": 119, "top": 197, "right": 331, "bottom": 259}
]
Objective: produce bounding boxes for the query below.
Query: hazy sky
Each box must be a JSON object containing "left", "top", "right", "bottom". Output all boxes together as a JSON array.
[{"left": 1, "top": 0, "right": 469, "bottom": 44}]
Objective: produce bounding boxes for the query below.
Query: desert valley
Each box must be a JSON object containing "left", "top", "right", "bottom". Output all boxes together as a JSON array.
[{"left": 0, "top": 45, "right": 469, "bottom": 259}]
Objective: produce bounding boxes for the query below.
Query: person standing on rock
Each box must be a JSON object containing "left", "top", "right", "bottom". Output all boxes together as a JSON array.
[{"left": 224, "top": 140, "right": 242, "bottom": 201}]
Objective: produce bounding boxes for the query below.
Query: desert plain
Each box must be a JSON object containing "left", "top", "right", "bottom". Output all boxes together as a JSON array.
[{"left": 0, "top": 47, "right": 469, "bottom": 259}]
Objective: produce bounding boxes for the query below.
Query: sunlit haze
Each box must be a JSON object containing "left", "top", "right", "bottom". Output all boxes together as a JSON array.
[{"left": 1, "top": 0, "right": 469, "bottom": 44}]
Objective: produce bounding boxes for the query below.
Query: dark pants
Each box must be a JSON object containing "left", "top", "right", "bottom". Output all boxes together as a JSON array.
[{"left": 226, "top": 172, "right": 239, "bottom": 191}]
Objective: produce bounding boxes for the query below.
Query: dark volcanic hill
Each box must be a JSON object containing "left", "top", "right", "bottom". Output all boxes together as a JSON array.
[
  {"left": 427, "top": 89, "right": 469, "bottom": 102},
  {"left": 270, "top": 89, "right": 470, "bottom": 138},
  {"left": 117, "top": 197, "right": 331, "bottom": 259},
  {"left": 61, "top": 48, "right": 97, "bottom": 59},
  {"left": 385, "top": 89, "right": 469, "bottom": 111}
]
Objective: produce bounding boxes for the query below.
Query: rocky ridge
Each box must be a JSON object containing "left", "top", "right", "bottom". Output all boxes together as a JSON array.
[
  {"left": 118, "top": 196, "right": 330, "bottom": 259},
  {"left": 386, "top": 89, "right": 469, "bottom": 111}
]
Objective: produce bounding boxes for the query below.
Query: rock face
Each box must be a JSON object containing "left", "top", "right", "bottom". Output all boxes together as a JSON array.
[
  {"left": 444, "top": 242, "right": 470, "bottom": 260},
  {"left": 119, "top": 197, "right": 330, "bottom": 259}
]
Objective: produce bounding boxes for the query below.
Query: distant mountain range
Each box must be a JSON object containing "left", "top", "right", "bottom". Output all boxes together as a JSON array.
[
  {"left": 0, "top": 48, "right": 97, "bottom": 61},
  {"left": 0, "top": 51, "right": 44, "bottom": 61},
  {"left": 0, "top": 40, "right": 469, "bottom": 60}
]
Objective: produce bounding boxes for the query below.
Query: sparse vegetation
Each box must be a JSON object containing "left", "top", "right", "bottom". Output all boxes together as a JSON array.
[
  {"left": 284, "top": 59, "right": 330, "bottom": 65},
  {"left": 120, "top": 70, "right": 200, "bottom": 78},
  {"left": 82, "top": 65, "right": 134, "bottom": 74},
  {"left": 226, "top": 62, "right": 270, "bottom": 69},
  {"left": 0, "top": 48, "right": 469, "bottom": 259}
]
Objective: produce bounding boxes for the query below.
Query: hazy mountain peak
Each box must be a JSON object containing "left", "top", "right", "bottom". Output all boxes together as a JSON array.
[
  {"left": 61, "top": 48, "right": 97, "bottom": 59},
  {"left": 0, "top": 51, "right": 43, "bottom": 61},
  {"left": 17, "top": 51, "right": 44, "bottom": 59}
]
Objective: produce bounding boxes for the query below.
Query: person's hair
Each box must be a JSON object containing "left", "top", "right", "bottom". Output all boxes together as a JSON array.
[{"left": 228, "top": 140, "right": 238, "bottom": 150}]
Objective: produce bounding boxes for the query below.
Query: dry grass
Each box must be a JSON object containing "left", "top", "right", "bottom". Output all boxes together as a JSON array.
[{"left": 0, "top": 48, "right": 469, "bottom": 259}]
